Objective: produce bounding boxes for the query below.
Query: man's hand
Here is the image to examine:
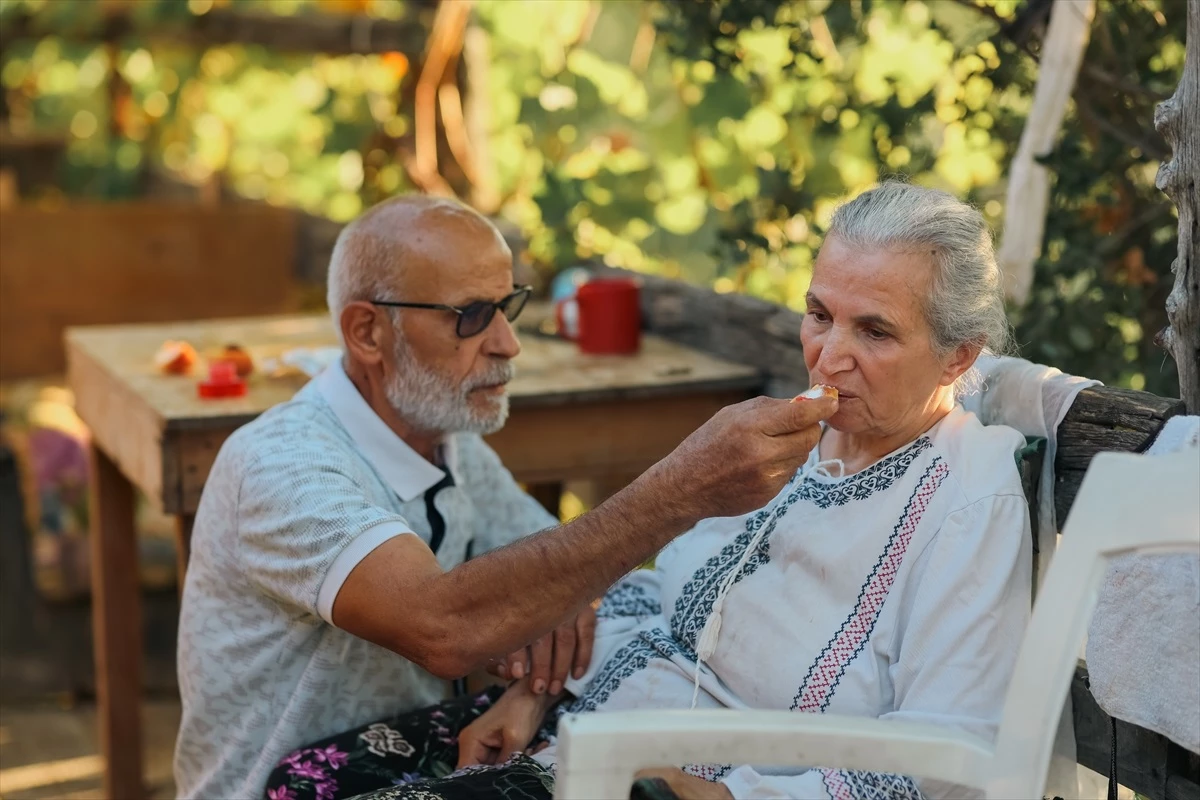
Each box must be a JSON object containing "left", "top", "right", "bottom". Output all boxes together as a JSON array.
[
  {"left": 489, "top": 605, "right": 597, "bottom": 695},
  {"left": 455, "top": 680, "right": 558, "bottom": 769},
  {"left": 634, "top": 767, "right": 734, "bottom": 799},
  {"left": 654, "top": 393, "right": 837, "bottom": 522}
]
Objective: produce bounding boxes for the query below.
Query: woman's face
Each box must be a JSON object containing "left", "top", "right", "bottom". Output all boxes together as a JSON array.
[{"left": 801, "top": 235, "right": 975, "bottom": 440}]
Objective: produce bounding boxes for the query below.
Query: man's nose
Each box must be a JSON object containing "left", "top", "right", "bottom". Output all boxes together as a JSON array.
[{"left": 482, "top": 312, "right": 521, "bottom": 359}]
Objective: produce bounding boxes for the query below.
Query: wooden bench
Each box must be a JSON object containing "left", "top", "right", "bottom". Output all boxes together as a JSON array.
[{"left": 615, "top": 269, "right": 1200, "bottom": 800}]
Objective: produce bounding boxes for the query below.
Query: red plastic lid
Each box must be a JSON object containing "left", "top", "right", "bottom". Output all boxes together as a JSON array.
[{"left": 198, "top": 360, "right": 248, "bottom": 399}]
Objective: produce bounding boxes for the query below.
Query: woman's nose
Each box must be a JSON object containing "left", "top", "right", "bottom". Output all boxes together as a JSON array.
[{"left": 815, "top": 328, "right": 854, "bottom": 374}]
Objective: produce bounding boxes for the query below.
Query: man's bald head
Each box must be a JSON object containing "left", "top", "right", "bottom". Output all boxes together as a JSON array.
[{"left": 326, "top": 195, "right": 510, "bottom": 345}]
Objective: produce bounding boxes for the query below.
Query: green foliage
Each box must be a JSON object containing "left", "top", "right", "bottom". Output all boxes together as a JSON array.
[
  {"left": 0, "top": 0, "right": 1186, "bottom": 395},
  {"left": 1003, "top": 2, "right": 1184, "bottom": 395}
]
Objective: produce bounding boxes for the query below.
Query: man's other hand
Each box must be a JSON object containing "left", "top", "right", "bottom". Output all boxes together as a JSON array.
[{"left": 488, "top": 604, "right": 596, "bottom": 695}]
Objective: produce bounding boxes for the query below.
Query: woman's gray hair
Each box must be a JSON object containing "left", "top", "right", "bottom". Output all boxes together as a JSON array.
[{"left": 826, "top": 182, "right": 1012, "bottom": 358}]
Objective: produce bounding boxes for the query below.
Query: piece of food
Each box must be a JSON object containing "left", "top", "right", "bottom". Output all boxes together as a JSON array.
[
  {"left": 218, "top": 344, "right": 254, "bottom": 378},
  {"left": 154, "top": 340, "right": 198, "bottom": 375},
  {"left": 792, "top": 384, "right": 839, "bottom": 402}
]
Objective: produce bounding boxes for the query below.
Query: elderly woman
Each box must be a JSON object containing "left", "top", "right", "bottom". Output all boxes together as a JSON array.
[{"left": 265, "top": 183, "right": 1030, "bottom": 800}]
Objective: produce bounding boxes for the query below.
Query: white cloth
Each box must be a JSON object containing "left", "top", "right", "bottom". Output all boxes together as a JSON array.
[
  {"left": 960, "top": 354, "right": 1100, "bottom": 587},
  {"left": 539, "top": 407, "right": 1033, "bottom": 799},
  {"left": 1086, "top": 415, "right": 1200, "bottom": 754},
  {"left": 959, "top": 355, "right": 1100, "bottom": 798},
  {"left": 173, "top": 361, "right": 556, "bottom": 800}
]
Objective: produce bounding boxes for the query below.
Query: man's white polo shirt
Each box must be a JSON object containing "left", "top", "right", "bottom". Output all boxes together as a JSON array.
[{"left": 173, "top": 361, "right": 556, "bottom": 800}]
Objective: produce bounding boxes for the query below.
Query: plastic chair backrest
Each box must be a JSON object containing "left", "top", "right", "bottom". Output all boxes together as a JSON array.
[{"left": 988, "top": 449, "right": 1200, "bottom": 799}]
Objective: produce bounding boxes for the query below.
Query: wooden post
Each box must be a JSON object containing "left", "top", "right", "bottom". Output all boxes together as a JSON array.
[
  {"left": 1155, "top": 0, "right": 1200, "bottom": 413},
  {"left": 88, "top": 444, "right": 145, "bottom": 800}
]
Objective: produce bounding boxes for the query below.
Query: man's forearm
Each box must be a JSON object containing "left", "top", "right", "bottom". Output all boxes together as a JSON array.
[{"left": 431, "top": 463, "right": 694, "bottom": 672}]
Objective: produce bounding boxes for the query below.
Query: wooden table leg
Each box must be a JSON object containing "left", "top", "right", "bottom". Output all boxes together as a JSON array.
[
  {"left": 89, "top": 444, "right": 144, "bottom": 800},
  {"left": 527, "top": 482, "right": 564, "bottom": 518},
  {"left": 175, "top": 514, "right": 194, "bottom": 600}
]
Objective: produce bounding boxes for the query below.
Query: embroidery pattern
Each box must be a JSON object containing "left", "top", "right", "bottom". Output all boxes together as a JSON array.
[
  {"left": 820, "top": 769, "right": 925, "bottom": 800},
  {"left": 596, "top": 580, "right": 662, "bottom": 620},
  {"left": 683, "top": 763, "right": 733, "bottom": 782},
  {"left": 792, "top": 458, "right": 950, "bottom": 713},
  {"left": 671, "top": 438, "right": 933, "bottom": 657},
  {"left": 795, "top": 438, "right": 932, "bottom": 509},
  {"left": 563, "top": 628, "right": 682, "bottom": 714}
]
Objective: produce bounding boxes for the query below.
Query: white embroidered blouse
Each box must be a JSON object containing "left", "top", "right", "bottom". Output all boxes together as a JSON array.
[{"left": 540, "top": 406, "right": 1033, "bottom": 800}]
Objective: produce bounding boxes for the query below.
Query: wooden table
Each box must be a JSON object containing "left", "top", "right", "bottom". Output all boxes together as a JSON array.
[{"left": 65, "top": 312, "right": 762, "bottom": 800}]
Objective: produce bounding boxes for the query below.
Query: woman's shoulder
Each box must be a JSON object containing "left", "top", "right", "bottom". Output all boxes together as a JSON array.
[{"left": 927, "top": 406, "right": 1028, "bottom": 506}]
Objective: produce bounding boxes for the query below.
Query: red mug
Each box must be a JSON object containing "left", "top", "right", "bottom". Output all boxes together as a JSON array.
[{"left": 556, "top": 278, "right": 642, "bottom": 354}]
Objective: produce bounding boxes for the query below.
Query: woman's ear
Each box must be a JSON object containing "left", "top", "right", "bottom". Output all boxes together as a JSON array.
[
  {"left": 341, "top": 302, "right": 388, "bottom": 367},
  {"left": 940, "top": 341, "right": 983, "bottom": 387}
]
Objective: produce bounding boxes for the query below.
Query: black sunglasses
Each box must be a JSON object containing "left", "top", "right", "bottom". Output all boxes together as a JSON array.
[{"left": 371, "top": 285, "right": 533, "bottom": 339}]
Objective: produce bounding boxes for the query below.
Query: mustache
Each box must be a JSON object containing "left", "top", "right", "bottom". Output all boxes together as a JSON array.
[{"left": 462, "top": 360, "right": 515, "bottom": 391}]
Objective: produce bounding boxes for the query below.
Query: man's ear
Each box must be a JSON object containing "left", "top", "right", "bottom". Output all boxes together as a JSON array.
[
  {"left": 341, "top": 302, "right": 389, "bottom": 367},
  {"left": 940, "top": 341, "right": 983, "bottom": 387}
]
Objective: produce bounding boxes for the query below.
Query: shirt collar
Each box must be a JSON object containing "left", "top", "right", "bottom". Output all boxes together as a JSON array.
[{"left": 315, "top": 360, "right": 453, "bottom": 502}]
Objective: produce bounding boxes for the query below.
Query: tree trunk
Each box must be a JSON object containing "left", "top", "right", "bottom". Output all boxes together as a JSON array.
[{"left": 1155, "top": 0, "right": 1200, "bottom": 413}]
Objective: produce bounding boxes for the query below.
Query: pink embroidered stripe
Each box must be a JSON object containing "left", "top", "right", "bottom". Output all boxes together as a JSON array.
[
  {"left": 821, "top": 768, "right": 854, "bottom": 800},
  {"left": 794, "top": 459, "right": 950, "bottom": 713}
]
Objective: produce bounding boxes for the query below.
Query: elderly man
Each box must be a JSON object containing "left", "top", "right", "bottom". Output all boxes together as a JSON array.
[{"left": 173, "top": 195, "right": 834, "bottom": 800}]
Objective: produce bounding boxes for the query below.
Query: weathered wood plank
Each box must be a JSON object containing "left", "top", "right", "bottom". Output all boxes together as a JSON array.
[
  {"left": 1061, "top": 385, "right": 1185, "bottom": 429},
  {"left": 1073, "top": 666, "right": 1200, "bottom": 800},
  {"left": 1153, "top": 0, "right": 1200, "bottom": 413},
  {"left": 1053, "top": 386, "right": 1186, "bottom": 521}
]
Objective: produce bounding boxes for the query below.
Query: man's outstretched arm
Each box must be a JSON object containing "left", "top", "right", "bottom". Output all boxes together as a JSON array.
[{"left": 333, "top": 393, "right": 837, "bottom": 679}]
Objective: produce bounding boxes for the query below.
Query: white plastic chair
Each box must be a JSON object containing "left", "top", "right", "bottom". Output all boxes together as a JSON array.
[{"left": 554, "top": 449, "right": 1200, "bottom": 799}]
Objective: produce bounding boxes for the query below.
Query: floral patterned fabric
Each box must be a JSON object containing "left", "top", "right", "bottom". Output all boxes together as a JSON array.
[{"left": 263, "top": 686, "right": 553, "bottom": 800}]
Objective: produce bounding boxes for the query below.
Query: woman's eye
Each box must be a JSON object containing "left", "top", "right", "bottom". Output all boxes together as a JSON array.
[{"left": 866, "top": 328, "right": 889, "bottom": 341}]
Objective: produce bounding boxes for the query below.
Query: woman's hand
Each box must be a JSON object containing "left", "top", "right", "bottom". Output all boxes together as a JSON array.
[
  {"left": 634, "top": 768, "right": 734, "bottom": 799},
  {"left": 489, "top": 605, "right": 598, "bottom": 695},
  {"left": 455, "top": 680, "right": 560, "bottom": 769}
]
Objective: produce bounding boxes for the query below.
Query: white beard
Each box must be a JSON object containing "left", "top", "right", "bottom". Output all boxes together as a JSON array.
[{"left": 384, "top": 334, "right": 513, "bottom": 435}]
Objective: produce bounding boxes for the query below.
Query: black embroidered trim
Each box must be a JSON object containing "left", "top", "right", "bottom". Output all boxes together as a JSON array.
[
  {"left": 668, "top": 437, "right": 932, "bottom": 658},
  {"left": 794, "top": 438, "right": 932, "bottom": 509},
  {"left": 597, "top": 580, "right": 662, "bottom": 620},
  {"left": 562, "top": 628, "right": 682, "bottom": 714}
]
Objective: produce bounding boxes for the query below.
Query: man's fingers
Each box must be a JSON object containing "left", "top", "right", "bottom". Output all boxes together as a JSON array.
[
  {"left": 528, "top": 635, "right": 553, "bottom": 694},
  {"left": 505, "top": 649, "right": 527, "bottom": 680},
  {"left": 767, "top": 425, "right": 824, "bottom": 464},
  {"left": 548, "top": 622, "right": 575, "bottom": 696},
  {"left": 573, "top": 608, "right": 596, "bottom": 680},
  {"left": 759, "top": 395, "right": 837, "bottom": 437}
]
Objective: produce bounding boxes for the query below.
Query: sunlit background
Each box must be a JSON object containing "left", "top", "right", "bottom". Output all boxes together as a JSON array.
[
  {"left": 0, "top": 2, "right": 1190, "bottom": 796},
  {"left": 0, "top": 0, "right": 1185, "bottom": 394}
]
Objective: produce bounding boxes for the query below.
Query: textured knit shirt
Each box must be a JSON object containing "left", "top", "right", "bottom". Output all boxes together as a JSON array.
[
  {"left": 173, "top": 361, "right": 556, "bottom": 800},
  {"left": 543, "top": 406, "right": 1031, "bottom": 799}
]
